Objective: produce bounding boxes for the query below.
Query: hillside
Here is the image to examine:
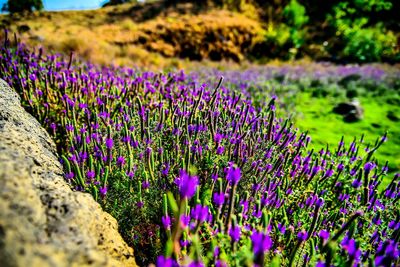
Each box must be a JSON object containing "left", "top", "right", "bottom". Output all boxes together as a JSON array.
[
  {"left": 1, "top": 1, "right": 399, "bottom": 70},
  {"left": 0, "top": 2, "right": 265, "bottom": 69}
]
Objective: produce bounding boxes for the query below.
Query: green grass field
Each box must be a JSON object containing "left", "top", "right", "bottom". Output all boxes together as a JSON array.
[{"left": 293, "top": 91, "right": 400, "bottom": 187}]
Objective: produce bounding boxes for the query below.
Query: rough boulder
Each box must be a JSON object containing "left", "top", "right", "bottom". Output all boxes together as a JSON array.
[{"left": 0, "top": 79, "right": 137, "bottom": 267}]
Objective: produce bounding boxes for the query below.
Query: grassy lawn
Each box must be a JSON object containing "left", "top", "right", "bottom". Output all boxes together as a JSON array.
[{"left": 293, "top": 92, "right": 400, "bottom": 187}]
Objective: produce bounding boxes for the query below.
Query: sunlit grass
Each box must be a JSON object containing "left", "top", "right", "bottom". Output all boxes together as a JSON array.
[{"left": 294, "top": 92, "right": 400, "bottom": 187}]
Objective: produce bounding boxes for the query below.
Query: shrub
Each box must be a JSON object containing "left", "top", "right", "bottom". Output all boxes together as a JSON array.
[
  {"left": 2, "top": 0, "right": 43, "bottom": 13},
  {"left": 283, "top": 0, "right": 309, "bottom": 55},
  {"left": 264, "top": 0, "right": 309, "bottom": 58},
  {"left": 327, "top": 0, "right": 398, "bottom": 62},
  {"left": 343, "top": 25, "right": 397, "bottom": 62},
  {"left": 282, "top": 0, "right": 309, "bottom": 29}
]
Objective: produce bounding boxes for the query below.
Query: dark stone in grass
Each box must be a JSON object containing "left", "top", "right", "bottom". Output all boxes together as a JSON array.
[
  {"left": 387, "top": 110, "right": 400, "bottom": 122},
  {"left": 371, "top": 123, "right": 381, "bottom": 128},
  {"left": 386, "top": 97, "right": 400, "bottom": 106},
  {"left": 343, "top": 112, "right": 362, "bottom": 122},
  {"left": 17, "top": 24, "right": 30, "bottom": 33},
  {"left": 0, "top": 80, "right": 137, "bottom": 267},
  {"left": 333, "top": 100, "right": 363, "bottom": 122}
]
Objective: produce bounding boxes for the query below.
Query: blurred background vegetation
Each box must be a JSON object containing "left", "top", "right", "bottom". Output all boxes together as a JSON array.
[{"left": 1, "top": 0, "right": 399, "bottom": 68}]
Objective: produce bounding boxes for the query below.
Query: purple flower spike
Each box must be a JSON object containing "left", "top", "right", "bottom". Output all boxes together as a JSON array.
[
  {"left": 117, "top": 156, "right": 126, "bottom": 167},
  {"left": 337, "top": 163, "right": 344, "bottom": 172},
  {"left": 214, "top": 132, "right": 223, "bottom": 143},
  {"left": 229, "top": 225, "right": 241, "bottom": 243},
  {"left": 324, "top": 169, "right": 334, "bottom": 178},
  {"left": 174, "top": 169, "right": 198, "bottom": 199},
  {"left": 142, "top": 180, "right": 150, "bottom": 189},
  {"left": 156, "top": 255, "right": 178, "bottom": 267},
  {"left": 213, "top": 192, "right": 225, "bottom": 206},
  {"left": 319, "top": 229, "right": 330, "bottom": 240},
  {"left": 278, "top": 223, "right": 286, "bottom": 234},
  {"left": 161, "top": 162, "right": 170, "bottom": 176},
  {"left": 161, "top": 215, "right": 171, "bottom": 229},
  {"left": 65, "top": 171, "right": 74, "bottom": 180},
  {"left": 65, "top": 124, "right": 74, "bottom": 132},
  {"left": 215, "top": 260, "right": 227, "bottom": 267},
  {"left": 29, "top": 73, "right": 37, "bottom": 81},
  {"left": 297, "top": 230, "right": 308, "bottom": 242},
  {"left": 364, "top": 162, "right": 375, "bottom": 174},
  {"left": 188, "top": 261, "right": 205, "bottom": 267},
  {"left": 341, "top": 237, "right": 361, "bottom": 262},
  {"left": 375, "top": 240, "right": 399, "bottom": 266},
  {"left": 226, "top": 164, "right": 241, "bottom": 185},
  {"left": 191, "top": 204, "right": 210, "bottom": 223},
  {"left": 315, "top": 198, "right": 324, "bottom": 208},
  {"left": 105, "top": 138, "right": 113, "bottom": 149},
  {"left": 99, "top": 186, "right": 108, "bottom": 197},
  {"left": 86, "top": 170, "right": 95, "bottom": 179},
  {"left": 351, "top": 179, "right": 362, "bottom": 188},
  {"left": 180, "top": 214, "right": 190, "bottom": 228},
  {"left": 251, "top": 231, "right": 273, "bottom": 255}
]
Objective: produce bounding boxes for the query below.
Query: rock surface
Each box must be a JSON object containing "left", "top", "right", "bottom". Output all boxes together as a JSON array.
[
  {"left": 0, "top": 79, "right": 137, "bottom": 267},
  {"left": 332, "top": 99, "right": 364, "bottom": 122}
]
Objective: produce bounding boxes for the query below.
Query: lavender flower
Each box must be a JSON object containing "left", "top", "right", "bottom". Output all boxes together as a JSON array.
[
  {"left": 86, "top": 170, "right": 95, "bottom": 179},
  {"left": 226, "top": 164, "right": 241, "bottom": 185},
  {"left": 3, "top": 36, "right": 399, "bottom": 267},
  {"left": 175, "top": 169, "right": 198, "bottom": 199},
  {"left": 319, "top": 229, "right": 330, "bottom": 241},
  {"left": 213, "top": 192, "right": 225, "bottom": 206},
  {"left": 191, "top": 204, "right": 210, "bottom": 223},
  {"left": 229, "top": 225, "right": 241, "bottom": 243},
  {"left": 161, "top": 215, "right": 171, "bottom": 229},
  {"left": 364, "top": 162, "right": 375, "bottom": 175},
  {"left": 297, "top": 230, "right": 309, "bottom": 242},
  {"left": 188, "top": 261, "right": 205, "bottom": 267},
  {"left": 65, "top": 171, "right": 74, "bottom": 180},
  {"left": 251, "top": 231, "right": 273, "bottom": 255},
  {"left": 105, "top": 138, "right": 113, "bottom": 149},
  {"left": 156, "top": 256, "right": 178, "bottom": 267},
  {"left": 341, "top": 237, "right": 361, "bottom": 263},
  {"left": 351, "top": 179, "right": 362, "bottom": 188},
  {"left": 99, "top": 186, "right": 108, "bottom": 197},
  {"left": 116, "top": 156, "right": 126, "bottom": 167}
]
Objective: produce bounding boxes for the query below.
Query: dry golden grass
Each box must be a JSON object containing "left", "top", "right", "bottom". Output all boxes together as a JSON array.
[
  {"left": 0, "top": 2, "right": 265, "bottom": 70},
  {"left": 132, "top": 9, "right": 265, "bottom": 61}
]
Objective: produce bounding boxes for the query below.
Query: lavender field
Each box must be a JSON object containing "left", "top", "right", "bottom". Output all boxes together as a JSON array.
[
  {"left": 1, "top": 32, "right": 399, "bottom": 267},
  {"left": 0, "top": 1, "right": 400, "bottom": 266}
]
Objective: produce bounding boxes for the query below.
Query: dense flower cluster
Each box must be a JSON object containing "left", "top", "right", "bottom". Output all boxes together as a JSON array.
[{"left": 1, "top": 35, "right": 399, "bottom": 266}]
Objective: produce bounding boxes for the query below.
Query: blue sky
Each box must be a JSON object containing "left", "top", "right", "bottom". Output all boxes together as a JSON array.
[{"left": 0, "top": 0, "right": 106, "bottom": 11}]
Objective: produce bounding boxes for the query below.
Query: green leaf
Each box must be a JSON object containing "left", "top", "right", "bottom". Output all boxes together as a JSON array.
[{"left": 167, "top": 191, "right": 179, "bottom": 216}]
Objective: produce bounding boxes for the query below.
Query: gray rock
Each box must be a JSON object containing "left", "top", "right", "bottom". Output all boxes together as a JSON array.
[
  {"left": 0, "top": 79, "right": 137, "bottom": 267},
  {"left": 332, "top": 99, "right": 363, "bottom": 122}
]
